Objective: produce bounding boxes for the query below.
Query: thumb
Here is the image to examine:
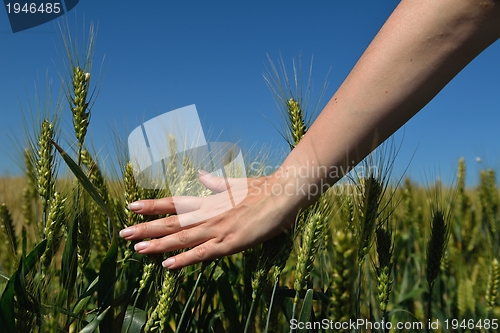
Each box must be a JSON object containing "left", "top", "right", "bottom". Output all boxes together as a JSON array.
[
  {"left": 197, "top": 170, "right": 229, "bottom": 192},
  {"left": 198, "top": 170, "right": 247, "bottom": 193}
]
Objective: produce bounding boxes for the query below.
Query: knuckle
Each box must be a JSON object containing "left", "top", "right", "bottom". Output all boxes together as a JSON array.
[
  {"left": 148, "top": 238, "right": 159, "bottom": 250},
  {"left": 194, "top": 244, "right": 207, "bottom": 260},
  {"left": 176, "top": 229, "right": 189, "bottom": 244},
  {"left": 163, "top": 216, "right": 177, "bottom": 231},
  {"left": 137, "top": 222, "right": 149, "bottom": 236},
  {"left": 150, "top": 200, "right": 159, "bottom": 214}
]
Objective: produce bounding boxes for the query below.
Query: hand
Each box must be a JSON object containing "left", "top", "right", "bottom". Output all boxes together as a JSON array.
[{"left": 119, "top": 171, "right": 298, "bottom": 269}]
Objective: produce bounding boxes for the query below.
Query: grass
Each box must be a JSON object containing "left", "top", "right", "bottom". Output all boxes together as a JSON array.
[{"left": 0, "top": 22, "right": 499, "bottom": 333}]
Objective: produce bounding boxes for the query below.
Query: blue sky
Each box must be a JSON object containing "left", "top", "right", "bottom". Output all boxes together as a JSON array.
[{"left": 1, "top": 1, "right": 499, "bottom": 186}]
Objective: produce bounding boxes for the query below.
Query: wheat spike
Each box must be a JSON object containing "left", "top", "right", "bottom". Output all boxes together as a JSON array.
[
  {"left": 329, "top": 229, "right": 358, "bottom": 325},
  {"left": 81, "top": 148, "right": 110, "bottom": 256},
  {"left": 41, "top": 192, "right": 66, "bottom": 273},
  {"left": 71, "top": 66, "right": 90, "bottom": 149},
  {"left": 77, "top": 208, "right": 91, "bottom": 272},
  {"left": 486, "top": 258, "right": 500, "bottom": 314},
  {"left": 124, "top": 162, "right": 143, "bottom": 227},
  {"left": 426, "top": 210, "right": 449, "bottom": 287},
  {"left": 0, "top": 203, "right": 17, "bottom": 275},
  {"left": 144, "top": 267, "right": 182, "bottom": 332},
  {"left": 293, "top": 207, "right": 328, "bottom": 306},
  {"left": 36, "top": 119, "right": 56, "bottom": 215},
  {"left": 287, "top": 97, "right": 306, "bottom": 148},
  {"left": 457, "top": 158, "right": 470, "bottom": 219},
  {"left": 358, "top": 175, "right": 382, "bottom": 264},
  {"left": 375, "top": 226, "right": 393, "bottom": 314}
]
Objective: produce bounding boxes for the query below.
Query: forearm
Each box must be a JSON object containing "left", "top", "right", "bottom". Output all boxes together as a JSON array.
[{"left": 273, "top": 0, "right": 500, "bottom": 209}]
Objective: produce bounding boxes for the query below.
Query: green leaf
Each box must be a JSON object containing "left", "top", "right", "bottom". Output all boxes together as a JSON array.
[
  {"left": 298, "top": 289, "right": 314, "bottom": 333},
  {"left": 264, "top": 275, "right": 279, "bottom": 333},
  {"left": 205, "top": 310, "right": 226, "bottom": 333},
  {"left": 23, "top": 239, "right": 47, "bottom": 270},
  {"left": 98, "top": 232, "right": 118, "bottom": 332},
  {"left": 0, "top": 277, "right": 15, "bottom": 333},
  {"left": 71, "top": 277, "right": 99, "bottom": 320},
  {"left": 122, "top": 306, "right": 147, "bottom": 333},
  {"left": 214, "top": 268, "right": 240, "bottom": 332},
  {"left": 0, "top": 240, "right": 47, "bottom": 333},
  {"left": 14, "top": 257, "right": 32, "bottom": 312},
  {"left": 51, "top": 139, "right": 116, "bottom": 230},
  {"left": 61, "top": 214, "right": 78, "bottom": 295},
  {"left": 78, "top": 306, "right": 111, "bottom": 333},
  {"left": 176, "top": 270, "right": 204, "bottom": 333}
]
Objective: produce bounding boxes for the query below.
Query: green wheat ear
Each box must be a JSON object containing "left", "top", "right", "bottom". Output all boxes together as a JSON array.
[
  {"left": 0, "top": 203, "right": 17, "bottom": 258},
  {"left": 124, "top": 161, "right": 143, "bottom": 227},
  {"left": 457, "top": 157, "right": 470, "bottom": 218},
  {"left": 36, "top": 119, "right": 56, "bottom": 217},
  {"left": 71, "top": 66, "right": 91, "bottom": 150},
  {"left": 358, "top": 175, "right": 383, "bottom": 264},
  {"left": 375, "top": 225, "right": 394, "bottom": 315},
  {"left": 329, "top": 229, "right": 358, "bottom": 325},
  {"left": 287, "top": 97, "right": 307, "bottom": 148},
  {"left": 426, "top": 210, "right": 449, "bottom": 287},
  {"left": 144, "top": 267, "right": 183, "bottom": 332},
  {"left": 41, "top": 192, "right": 66, "bottom": 275},
  {"left": 486, "top": 258, "right": 500, "bottom": 314},
  {"left": 80, "top": 148, "right": 110, "bottom": 258}
]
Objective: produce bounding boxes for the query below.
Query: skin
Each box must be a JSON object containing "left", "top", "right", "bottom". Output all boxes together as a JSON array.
[{"left": 120, "top": 0, "right": 500, "bottom": 269}]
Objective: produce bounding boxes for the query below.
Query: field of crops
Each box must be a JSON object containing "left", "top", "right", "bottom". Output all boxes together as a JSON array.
[{"left": 0, "top": 24, "right": 499, "bottom": 333}]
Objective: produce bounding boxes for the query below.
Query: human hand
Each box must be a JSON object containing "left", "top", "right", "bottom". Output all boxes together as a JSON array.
[{"left": 119, "top": 171, "right": 299, "bottom": 269}]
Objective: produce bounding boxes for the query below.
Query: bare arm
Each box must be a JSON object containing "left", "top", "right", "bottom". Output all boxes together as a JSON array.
[
  {"left": 279, "top": 0, "right": 500, "bottom": 198},
  {"left": 120, "top": 0, "right": 500, "bottom": 269}
]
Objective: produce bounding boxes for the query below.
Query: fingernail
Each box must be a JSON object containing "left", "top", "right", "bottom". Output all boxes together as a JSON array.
[
  {"left": 134, "top": 241, "right": 150, "bottom": 251},
  {"left": 128, "top": 202, "right": 144, "bottom": 211},
  {"left": 119, "top": 227, "right": 135, "bottom": 238},
  {"left": 162, "top": 257, "right": 175, "bottom": 269},
  {"left": 198, "top": 170, "right": 212, "bottom": 178}
]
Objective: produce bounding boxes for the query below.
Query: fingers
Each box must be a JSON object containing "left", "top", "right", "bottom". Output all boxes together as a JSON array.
[
  {"left": 129, "top": 196, "right": 203, "bottom": 215},
  {"left": 133, "top": 225, "right": 213, "bottom": 255},
  {"left": 162, "top": 240, "right": 227, "bottom": 269},
  {"left": 129, "top": 217, "right": 242, "bottom": 269},
  {"left": 120, "top": 214, "right": 183, "bottom": 240}
]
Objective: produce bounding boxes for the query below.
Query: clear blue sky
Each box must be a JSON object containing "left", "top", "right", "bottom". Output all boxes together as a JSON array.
[{"left": 1, "top": 1, "right": 499, "bottom": 186}]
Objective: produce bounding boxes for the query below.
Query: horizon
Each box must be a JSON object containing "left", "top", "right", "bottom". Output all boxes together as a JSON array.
[{"left": 1, "top": 1, "right": 499, "bottom": 187}]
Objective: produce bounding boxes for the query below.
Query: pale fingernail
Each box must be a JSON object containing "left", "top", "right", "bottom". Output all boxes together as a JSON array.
[
  {"left": 134, "top": 241, "right": 150, "bottom": 251},
  {"left": 129, "top": 202, "right": 144, "bottom": 211},
  {"left": 198, "top": 170, "right": 212, "bottom": 178},
  {"left": 162, "top": 257, "right": 175, "bottom": 268},
  {"left": 119, "top": 227, "right": 135, "bottom": 238}
]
